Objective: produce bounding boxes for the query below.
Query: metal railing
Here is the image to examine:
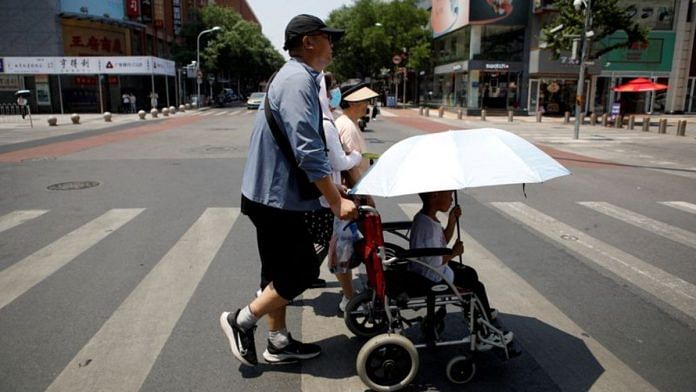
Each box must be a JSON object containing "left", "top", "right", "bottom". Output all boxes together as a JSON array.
[{"left": 0, "top": 103, "right": 33, "bottom": 127}]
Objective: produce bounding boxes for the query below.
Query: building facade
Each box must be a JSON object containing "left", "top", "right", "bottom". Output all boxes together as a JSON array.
[
  {"left": 0, "top": 0, "right": 259, "bottom": 113},
  {"left": 423, "top": 0, "right": 696, "bottom": 115}
]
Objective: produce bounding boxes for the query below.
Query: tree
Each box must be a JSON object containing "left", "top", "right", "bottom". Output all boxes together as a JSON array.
[
  {"left": 541, "top": 0, "right": 649, "bottom": 60},
  {"left": 171, "top": 5, "right": 284, "bottom": 94},
  {"left": 325, "top": 0, "right": 431, "bottom": 81}
]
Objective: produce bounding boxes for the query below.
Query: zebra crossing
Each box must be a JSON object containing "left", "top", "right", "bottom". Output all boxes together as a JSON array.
[
  {"left": 1, "top": 199, "right": 694, "bottom": 390},
  {"left": 189, "top": 109, "right": 252, "bottom": 117}
]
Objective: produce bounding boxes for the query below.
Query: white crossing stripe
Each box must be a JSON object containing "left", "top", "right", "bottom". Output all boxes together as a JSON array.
[
  {"left": 201, "top": 111, "right": 216, "bottom": 116},
  {"left": 579, "top": 201, "right": 696, "bottom": 249},
  {"left": 46, "top": 208, "right": 239, "bottom": 392},
  {"left": 491, "top": 202, "right": 696, "bottom": 323},
  {"left": 396, "top": 203, "right": 657, "bottom": 392},
  {"left": 214, "top": 111, "right": 228, "bottom": 116},
  {"left": 229, "top": 110, "right": 244, "bottom": 116},
  {"left": 659, "top": 201, "right": 696, "bottom": 215},
  {"left": 0, "top": 210, "right": 48, "bottom": 233},
  {"left": 0, "top": 209, "right": 144, "bottom": 310}
]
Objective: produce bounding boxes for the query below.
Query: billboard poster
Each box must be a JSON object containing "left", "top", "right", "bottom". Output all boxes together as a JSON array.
[
  {"left": 61, "top": 0, "right": 124, "bottom": 19},
  {"left": 432, "top": 0, "right": 469, "bottom": 38},
  {"left": 469, "top": 0, "right": 528, "bottom": 25},
  {"left": 603, "top": 32, "right": 675, "bottom": 72},
  {"left": 432, "top": 0, "right": 529, "bottom": 37}
]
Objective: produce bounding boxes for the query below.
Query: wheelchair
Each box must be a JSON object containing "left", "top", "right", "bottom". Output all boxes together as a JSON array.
[{"left": 343, "top": 206, "right": 517, "bottom": 391}]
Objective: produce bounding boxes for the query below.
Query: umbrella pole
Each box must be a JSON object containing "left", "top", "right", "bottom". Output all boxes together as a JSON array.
[{"left": 455, "top": 191, "right": 463, "bottom": 264}]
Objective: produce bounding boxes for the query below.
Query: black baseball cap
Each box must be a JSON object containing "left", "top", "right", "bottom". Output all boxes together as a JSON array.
[{"left": 283, "top": 14, "right": 345, "bottom": 51}]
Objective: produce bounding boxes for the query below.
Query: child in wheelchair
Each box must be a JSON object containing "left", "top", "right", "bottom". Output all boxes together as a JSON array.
[{"left": 410, "top": 190, "right": 511, "bottom": 348}]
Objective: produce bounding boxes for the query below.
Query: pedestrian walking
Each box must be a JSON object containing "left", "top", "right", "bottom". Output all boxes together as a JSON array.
[
  {"left": 121, "top": 93, "right": 130, "bottom": 113},
  {"left": 219, "top": 14, "right": 355, "bottom": 367},
  {"left": 149, "top": 92, "right": 158, "bottom": 110},
  {"left": 129, "top": 93, "right": 136, "bottom": 113}
]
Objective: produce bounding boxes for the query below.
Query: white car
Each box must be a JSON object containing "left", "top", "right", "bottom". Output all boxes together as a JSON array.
[{"left": 246, "top": 92, "right": 265, "bottom": 110}]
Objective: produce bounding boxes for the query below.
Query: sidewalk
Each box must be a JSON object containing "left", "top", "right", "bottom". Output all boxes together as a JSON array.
[
  {"left": 380, "top": 107, "right": 696, "bottom": 179},
  {"left": 0, "top": 109, "right": 203, "bottom": 147}
]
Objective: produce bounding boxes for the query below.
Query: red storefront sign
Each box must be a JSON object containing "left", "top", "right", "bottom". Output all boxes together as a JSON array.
[{"left": 126, "top": 0, "right": 140, "bottom": 18}]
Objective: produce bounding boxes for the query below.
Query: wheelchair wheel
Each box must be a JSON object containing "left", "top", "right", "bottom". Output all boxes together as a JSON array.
[
  {"left": 356, "top": 334, "right": 419, "bottom": 392},
  {"left": 446, "top": 355, "right": 476, "bottom": 384},
  {"left": 344, "top": 291, "right": 389, "bottom": 338}
]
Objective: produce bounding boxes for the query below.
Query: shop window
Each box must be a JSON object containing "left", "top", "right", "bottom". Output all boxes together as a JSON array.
[{"left": 475, "top": 25, "right": 525, "bottom": 61}]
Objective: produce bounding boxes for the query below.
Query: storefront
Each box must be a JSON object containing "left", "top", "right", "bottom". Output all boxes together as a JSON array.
[{"left": 0, "top": 56, "right": 176, "bottom": 114}]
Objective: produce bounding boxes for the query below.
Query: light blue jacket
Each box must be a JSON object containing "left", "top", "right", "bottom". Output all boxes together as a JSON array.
[{"left": 241, "top": 58, "right": 331, "bottom": 211}]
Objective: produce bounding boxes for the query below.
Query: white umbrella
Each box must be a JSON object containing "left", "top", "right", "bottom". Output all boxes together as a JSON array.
[{"left": 351, "top": 128, "right": 570, "bottom": 197}]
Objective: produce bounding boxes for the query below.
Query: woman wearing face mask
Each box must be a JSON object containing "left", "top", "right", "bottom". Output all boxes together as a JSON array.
[{"left": 318, "top": 73, "right": 363, "bottom": 313}]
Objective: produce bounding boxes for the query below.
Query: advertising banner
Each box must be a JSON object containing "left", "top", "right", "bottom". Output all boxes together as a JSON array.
[
  {"left": 432, "top": 0, "right": 530, "bottom": 37},
  {"left": 603, "top": 31, "right": 675, "bottom": 72},
  {"left": 126, "top": 0, "right": 140, "bottom": 18},
  {"left": 0, "top": 57, "right": 175, "bottom": 76}
]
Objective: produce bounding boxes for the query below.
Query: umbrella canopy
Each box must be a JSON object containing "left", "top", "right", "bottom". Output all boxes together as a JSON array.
[
  {"left": 351, "top": 128, "right": 570, "bottom": 197},
  {"left": 613, "top": 78, "right": 668, "bottom": 92}
]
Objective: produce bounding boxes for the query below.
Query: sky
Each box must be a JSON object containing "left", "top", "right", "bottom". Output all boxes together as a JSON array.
[{"left": 246, "top": 0, "right": 353, "bottom": 59}]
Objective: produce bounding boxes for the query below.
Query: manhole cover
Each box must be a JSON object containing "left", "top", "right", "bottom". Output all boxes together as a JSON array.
[{"left": 47, "top": 181, "right": 100, "bottom": 191}]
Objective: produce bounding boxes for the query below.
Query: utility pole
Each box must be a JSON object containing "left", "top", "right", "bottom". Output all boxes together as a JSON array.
[{"left": 573, "top": 0, "right": 593, "bottom": 140}]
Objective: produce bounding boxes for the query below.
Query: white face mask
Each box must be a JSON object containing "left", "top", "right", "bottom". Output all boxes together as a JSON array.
[{"left": 329, "top": 87, "right": 342, "bottom": 108}]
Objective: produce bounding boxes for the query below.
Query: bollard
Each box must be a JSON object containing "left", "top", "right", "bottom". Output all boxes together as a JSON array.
[
  {"left": 47, "top": 116, "right": 58, "bottom": 126},
  {"left": 424, "top": 107, "right": 430, "bottom": 117},
  {"left": 590, "top": 113, "right": 597, "bottom": 126},
  {"left": 601, "top": 113, "right": 608, "bottom": 127},
  {"left": 677, "top": 120, "right": 687, "bottom": 136},
  {"left": 628, "top": 115, "right": 635, "bottom": 130},
  {"left": 162, "top": 107, "right": 170, "bottom": 116},
  {"left": 179, "top": 104, "right": 186, "bottom": 112},
  {"left": 508, "top": 110, "right": 513, "bottom": 122},
  {"left": 615, "top": 115, "right": 623, "bottom": 128},
  {"left": 151, "top": 108, "right": 159, "bottom": 118},
  {"left": 138, "top": 110, "right": 147, "bottom": 120},
  {"left": 419, "top": 107, "right": 424, "bottom": 116},
  {"left": 70, "top": 113, "right": 80, "bottom": 124},
  {"left": 438, "top": 106, "right": 445, "bottom": 118},
  {"left": 642, "top": 117, "right": 650, "bottom": 132},
  {"left": 185, "top": 103, "right": 191, "bottom": 110},
  {"left": 536, "top": 112, "right": 542, "bottom": 122},
  {"left": 564, "top": 111, "right": 570, "bottom": 124},
  {"left": 481, "top": 109, "right": 486, "bottom": 121},
  {"left": 169, "top": 106, "right": 176, "bottom": 115},
  {"left": 103, "top": 112, "right": 112, "bottom": 122},
  {"left": 658, "top": 118, "right": 667, "bottom": 134}
]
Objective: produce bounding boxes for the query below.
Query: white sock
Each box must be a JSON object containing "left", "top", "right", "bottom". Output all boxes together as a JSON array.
[
  {"left": 236, "top": 305, "right": 258, "bottom": 331},
  {"left": 269, "top": 328, "right": 290, "bottom": 348}
]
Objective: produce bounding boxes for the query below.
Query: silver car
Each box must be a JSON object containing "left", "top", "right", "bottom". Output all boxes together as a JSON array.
[{"left": 246, "top": 92, "right": 265, "bottom": 110}]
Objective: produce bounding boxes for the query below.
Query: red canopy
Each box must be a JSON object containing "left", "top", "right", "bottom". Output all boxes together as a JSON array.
[{"left": 613, "top": 78, "right": 669, "bottom": 92}]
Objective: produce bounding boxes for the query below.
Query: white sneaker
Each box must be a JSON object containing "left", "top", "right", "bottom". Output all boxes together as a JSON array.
[{"left": 338, "top": 296, "right": 349, "bottom": 313}]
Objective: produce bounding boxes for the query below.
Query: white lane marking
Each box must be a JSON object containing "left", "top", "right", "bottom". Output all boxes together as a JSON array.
[
  {"left": 398, "top": 203, "right": 657, "bottom": 392},
  {"left": 229, "top": 110, "right": 244, "bottom": 116},
  {"left": 46, "top": 208, "right": 239, "bottom": 392},
  {"left": 0, "top": 209, "right": 144, "bottom": 310},
  {"left": 579, "top": 201, "right": 696, "bottom": 249},
  {"left": 659, "top": 201, "right": 696, "bottom": 215},
  {"left": 0, "top": 210, "right": 48, "bottom": 233},
  {"left": 491, "top": 202, "right": 696, "bottom": 323},
  {"left": 214, "top": 111, "right": 228, "bottom": 116},
  {"left": 378, "top": 109, "right": 397, "bottom": 117},
  {"left": 200, "top": 111, "right": 216, "bottom": 116}
]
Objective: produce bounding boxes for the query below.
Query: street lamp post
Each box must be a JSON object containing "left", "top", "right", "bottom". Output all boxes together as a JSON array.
[
  {"left": 196, "top": 26, "right": 221, "bottom": 109},
  {"left": 573, "top": 0, "right": 593, "bottom": 139}
]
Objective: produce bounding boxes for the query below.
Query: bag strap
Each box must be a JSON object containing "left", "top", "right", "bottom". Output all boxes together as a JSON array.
[{"left": 264, "top": 72, "right": 327, "bottom": 171}]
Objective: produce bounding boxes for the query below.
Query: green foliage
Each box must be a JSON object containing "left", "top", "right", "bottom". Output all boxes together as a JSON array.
[
  {"left": 171, "top": 5, "right": 284, "bottom": 88},
  {"left": 541, "top": 0, "right": 648, "bottom": 60},
  {"left": 326, "top": 0, "right": 431, "bottom": 80}
]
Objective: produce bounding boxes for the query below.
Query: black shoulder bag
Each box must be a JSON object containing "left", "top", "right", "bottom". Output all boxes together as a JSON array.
[{"left": 263, "top": 77, "right": 327, "bottom": 200}]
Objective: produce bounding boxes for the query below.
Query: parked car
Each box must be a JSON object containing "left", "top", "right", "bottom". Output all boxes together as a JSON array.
[
  {"left": 246, "top": 92, "right": 266, "bottom": 110},
  {"left": 216, "top": 88, "right": 239, "bottom": 107}
]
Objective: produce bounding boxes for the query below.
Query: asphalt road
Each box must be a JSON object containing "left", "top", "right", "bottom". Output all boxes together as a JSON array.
[{"left": 0, "top": 105, "right": 694, "bottom": 391}]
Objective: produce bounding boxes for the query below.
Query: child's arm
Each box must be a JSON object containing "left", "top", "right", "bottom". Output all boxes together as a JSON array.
[{"left": 443, "top": 205, "right": 462, "bottom": 243}]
